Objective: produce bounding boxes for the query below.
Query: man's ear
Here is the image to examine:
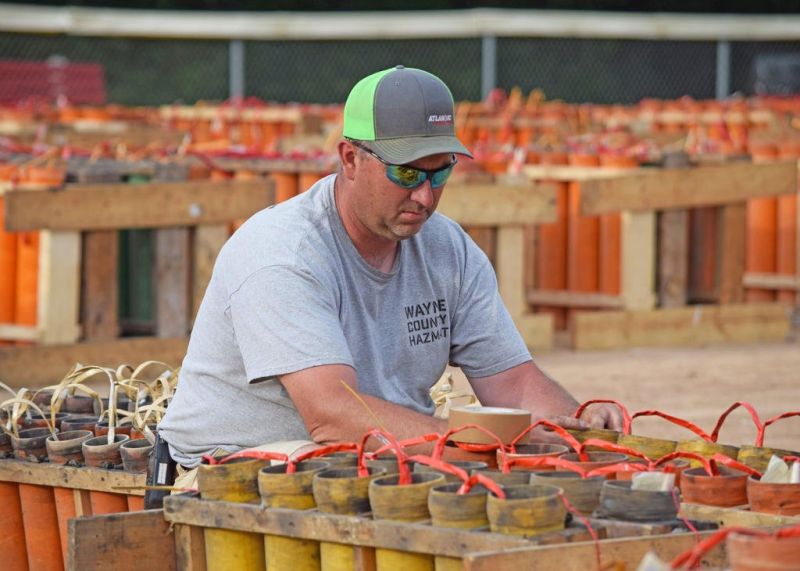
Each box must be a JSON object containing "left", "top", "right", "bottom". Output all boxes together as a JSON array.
[{"left": 338, "top": 140, "right": 358, "bottom": 180}]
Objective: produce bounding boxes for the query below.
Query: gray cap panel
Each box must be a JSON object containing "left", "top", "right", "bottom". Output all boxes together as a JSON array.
[{"left": 373, "top": 67, "right": 456, "bottom": 140}]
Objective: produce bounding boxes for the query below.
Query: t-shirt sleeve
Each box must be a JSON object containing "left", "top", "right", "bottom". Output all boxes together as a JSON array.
[
  {"left": 228, "top": 264, "right": 354, "bottom": 382},
  {"left": 448, "top": 240, "right": 532, "bottom": 378}
]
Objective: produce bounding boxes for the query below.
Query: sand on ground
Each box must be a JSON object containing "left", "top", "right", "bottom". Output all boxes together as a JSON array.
[{"left": 448, "top": 340, "right": 800, "bottom": 452}]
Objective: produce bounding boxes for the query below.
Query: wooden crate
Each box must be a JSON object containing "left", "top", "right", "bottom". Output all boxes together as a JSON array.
[
  {"left": 0, "top": 457, "right": 146, "bottom": 504},
  {"left": 0, "top": 165, "right": 559, "bottom": 387},
  {"left": 0, "top": 156, "right": 275, "bottom": 387},
  {"left": 680, "top": 502, "right": 800, "bottom": 528},
  {"left": 68, "top": 494, "right": 730, "bottom": 571},
  {"left": 0, "top": 457, "right": 148, "bottom": 570},
  {"left": 523, "top": 160, "right": 797, "bottom": 350}
]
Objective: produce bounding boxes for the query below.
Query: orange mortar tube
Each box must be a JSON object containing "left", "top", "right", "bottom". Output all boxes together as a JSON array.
[
  {"left": 567, "top": 153, "right": 601, "bottom": 311},
  {"left": 777, "top": 141, "right": 799, "bottom": 305},
  {"left": 89, "top": 491, "right": 129, "bottom": 515},
  {"left": 0, "top": 481, "right": 29, "bottom": 571},
  {"left": 259, "top": 122, "right": 278, "bottom": 153},
  {"left": 598, "top": 155, "right": 639, "bottom": 295},
  {"left": 298, "top": 172, "right": 324, "bottom": 193},
  {"left": 229, "top": 170, "right": 261, "bottom": 234},
  {"left": 53, "top": 487, "right": 77, "bottom": 567},
  {"left": 15, "top": 231, "right": 39, "bottom": 332},
  {"left": 746, "top": 143, "right": 779, "bottom": 302},
  {"left": 127, "top": 495, "right": 145, "bottom": 512},
  {"left": 535, "top": 152, "right": 569, "bottom": 330},
  {"left": 515, "top": 118, "right": 535, "bottom": 149},
  {"left": 1, "top": 166, "right": 19, "bottom": 343},
  {"left": 0, "top": 195, "right": 18, "bottom": 331},
  {"left": 272, "top": 171, "right": 299, "bottom": 203},
  {"left": 19, "top": 483, "right": 64, "bottom": 571}
]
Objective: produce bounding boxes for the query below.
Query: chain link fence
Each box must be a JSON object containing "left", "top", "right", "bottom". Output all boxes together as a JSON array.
[{"left": 1, "top": 31, "right": 799, "bottom": 105}]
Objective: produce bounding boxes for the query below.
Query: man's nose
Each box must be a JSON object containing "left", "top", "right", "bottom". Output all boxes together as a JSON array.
[{"left": 409, "top": 179, "right": 434, "bottom": 209}]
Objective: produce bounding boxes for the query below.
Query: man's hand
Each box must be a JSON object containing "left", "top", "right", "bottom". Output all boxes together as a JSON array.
[
  {"left": 526, "top": 415, "right": 586, "bottom": 445},
  {"left": 577, "top": 403, "right": 624, "bottom": 431}
]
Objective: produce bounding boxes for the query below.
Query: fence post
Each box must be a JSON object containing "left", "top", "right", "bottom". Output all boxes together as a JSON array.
[
  {"left": 229, "top": 39, "right": 245, "bottom": 100},
  {"left": 481, "top": 34, "right": 497, "bottom": 100},
  {"left": 715, "top": 40, "right": 731, "bottom": 100}
]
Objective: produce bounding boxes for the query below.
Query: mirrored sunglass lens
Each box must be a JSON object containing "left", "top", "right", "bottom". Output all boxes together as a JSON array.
[
  {"left": 430, "top": 165, "right": 454, "bottom": 188},
  {"left": 387, "top": 165, "right": 425, "bottom": 188}
]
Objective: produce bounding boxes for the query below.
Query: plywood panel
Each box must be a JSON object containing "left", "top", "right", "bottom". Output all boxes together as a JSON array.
[
  {"left": 5, "top": 179, "right": 274, "bottom": 231},
  {"left": 579, "top": 161, "right": 797, "bottom": 215},
  {"left": 571, "top": 303, "right": 791, "bottom": 351},
  {"left": 0, "top": 336, "right": 188, "bottom": 388},
  {"left": 438, "top": 181, "right": 557, "bottom": 225},
  {"left": 68, "top": 510, "right": 175, "bottom": 571},
  {"left": 155, "top": 228, "right": 191, "bottom": 338}
]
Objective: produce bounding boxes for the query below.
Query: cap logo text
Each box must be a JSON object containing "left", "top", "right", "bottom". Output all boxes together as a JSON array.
[{"left": 428, "top": 114, "right": 453, "bottom": 124}]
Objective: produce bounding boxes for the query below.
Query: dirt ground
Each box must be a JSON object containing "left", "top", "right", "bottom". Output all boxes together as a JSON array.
[
  {"left": 448, "top": 339, "right": 799, "bottom": 451},
  {"left": 534, "top": 340, "right": 800, "bottom": 451}
]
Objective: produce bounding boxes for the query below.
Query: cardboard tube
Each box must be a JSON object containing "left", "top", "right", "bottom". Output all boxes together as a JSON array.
[{"left": 447, "top": 407, "right": 532, "bottom": 445}]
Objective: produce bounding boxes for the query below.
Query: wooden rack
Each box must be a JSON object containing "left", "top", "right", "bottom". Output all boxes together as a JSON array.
[
  {"left": 0, "top": 158, "right": 558, "bottom": 386},
  {"left": 66, "top": 494, "right": 735, "bottom": 571},
  {"left": 522, "top": 160, "right": 798, "bottom": 350}
]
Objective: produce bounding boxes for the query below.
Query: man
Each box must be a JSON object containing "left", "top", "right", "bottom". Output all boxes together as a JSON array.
[{"left": 158, "top": 65, "right": 622, "bottom": 472}]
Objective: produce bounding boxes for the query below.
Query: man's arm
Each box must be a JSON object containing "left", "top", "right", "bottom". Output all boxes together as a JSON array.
[
  {"left": 468, "top": 361, "right": 624, "bottom": 439},
  {"left": 280, "top": 364, "right": 447, "bottom": 447}
]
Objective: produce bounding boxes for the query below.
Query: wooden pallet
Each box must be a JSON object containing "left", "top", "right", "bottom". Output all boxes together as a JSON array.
[
  {"left": 0, "top": 172, "right": 557, "bottom": 387},
  {"left": 0, "top": 157, "right": 275, "bottom": 386},
  {"left": 680, "top": 502, "right": 800, "bottom": 528},
  {"left": 521, "top": 160, "right": 797, "bottom": 349},
  {"left": 0, "top": 455, "right": 146, "bottom": 552},
  {"left": 68, "top": 494, "right": 730, "bottom": 571},
  {"left": 0, "top": 457, "right": 145, "bottom": 497}
]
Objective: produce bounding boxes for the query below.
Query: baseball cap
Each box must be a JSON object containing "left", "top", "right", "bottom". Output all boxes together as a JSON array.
[{"left": 343, "top": 65, "right": 473, "bottom": 164}]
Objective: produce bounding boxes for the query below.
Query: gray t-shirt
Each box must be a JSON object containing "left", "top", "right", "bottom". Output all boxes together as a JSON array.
[{"left": 159, "top": 174, "right": 531, "bottom": 466}]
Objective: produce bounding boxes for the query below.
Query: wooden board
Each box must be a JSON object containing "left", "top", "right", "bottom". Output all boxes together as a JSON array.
[
  {"left": 516, "top": 313, "right": 554, "bottom": 354},
  {"left": 208, "top": 157, "right": 336, "bottom": 175},
  {"left": 578, "top": 161, "right": 797, "bottom": 215},
  {"left": 523, "top": 165, "right": 633, "bottom": 182},
  {"left": 496, "top": 226, "right": 527, "bottom": 320},
  {"left": 718, "top": 203, "right": 747, "bottom": 304},
  {"left": 464, "top": 227, "right": 496, "bottom": 262},
  {"left": 621, "top": 211, "right": 657, "bottom": 310},
  {"left": 68, "top": 509, "right": 175, "bottom": 571},
  {"left": 496, "top": 226, "right": 553, "bottom": 351},
  {"left": 0, "top": 323, "right": 39, "bottom": 342},
  {"left": 155, "top": 228, "right": 191, "bottom": 338},
  {"left": 526, "top": 289, "right": 624, "bottom": 310},
  {"left": 4, "top": 179, "right": 274, "bottom": 231},
  {"left": 0, "top": 336, "right": 188, "bottom": 388},
  {"left": 38, "top": 231, "right": 82, "bottom": 344},
  {"left": 687, "top": 207, "right": 719, "bottom": 303},
  {"left": 571, "top": 303, "right": 791, "bottom": 351},
  {"left": 81, "top": 230, "right": 119, "bottom": 341},
  {"left": 0, "top": 459, "right": 145, "bottom": 495},
  {"left": 658, "top": 210, "right": 689, "bottom": 308},
  {"left": 174, "top": 523, "right": 207, "bottom": 571},
  {"left": 163, "top": 495, "right": 531, "bottom": 557},
  {"left": 192, "top": 224, "right": 228, "bottom": 321},
  {"left": 463, "top": 529, "right": 726, "bottom": 571},
  {"left": 77, "top": 169, "right": 125, "bottom": 341},
  {"left": 680, "top": 502, "right": 800, "bottom": 528},
  {"left": 743, "top": 273, "right": 800, "bottom": 291},
  {"left": 438, "top": 181, "right": 557, "bottom": 226}
]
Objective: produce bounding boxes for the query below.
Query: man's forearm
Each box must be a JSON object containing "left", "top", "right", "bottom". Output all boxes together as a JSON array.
[
  {"left": 470, "top": 361, "right": 580, "bottom": 418},
  {"left": 309, "top": 390, "right": 447, "bottom": 448}
]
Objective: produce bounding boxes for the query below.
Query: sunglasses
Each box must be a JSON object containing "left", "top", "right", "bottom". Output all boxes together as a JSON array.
[{"left": 348, "top": 139, "right": 457, "bottom": 190}]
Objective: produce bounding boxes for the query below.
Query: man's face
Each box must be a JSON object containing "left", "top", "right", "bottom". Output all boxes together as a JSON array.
[{"left": 351, "top": 147, "right": 452, "bottom": 242}]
